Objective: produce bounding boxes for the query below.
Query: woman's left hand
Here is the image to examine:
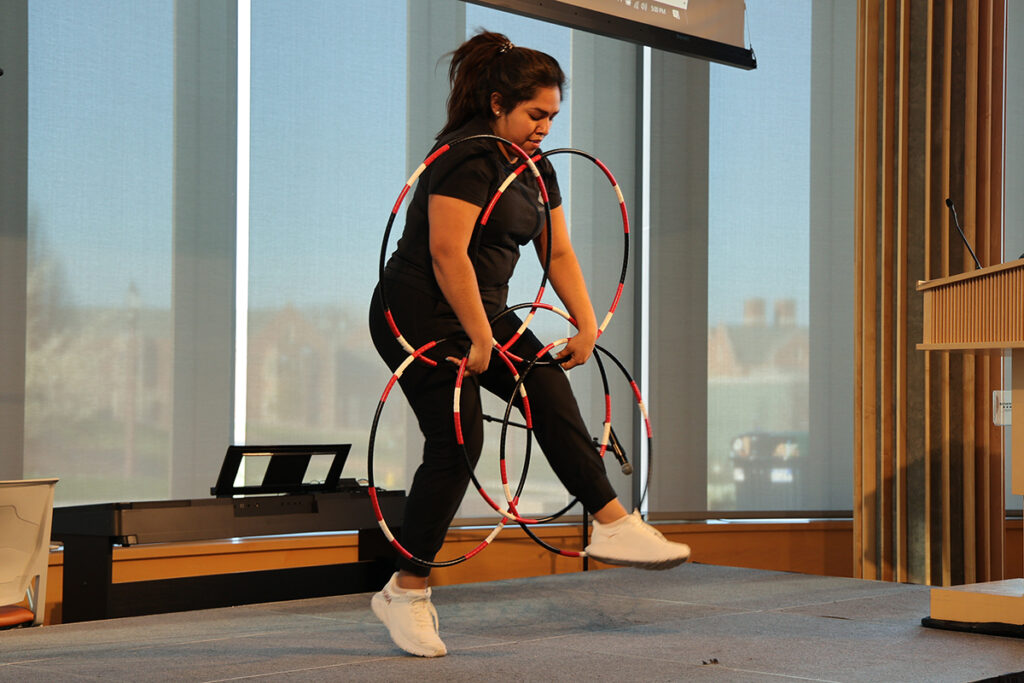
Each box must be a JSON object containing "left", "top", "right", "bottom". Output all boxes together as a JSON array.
[{"left": 554, "top": 328, "right": 596, "bottom": 370}]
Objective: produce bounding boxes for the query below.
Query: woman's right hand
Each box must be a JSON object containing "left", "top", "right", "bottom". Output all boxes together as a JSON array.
[{"left": 449, "top": 339, "right": 491, "bottom": 376}]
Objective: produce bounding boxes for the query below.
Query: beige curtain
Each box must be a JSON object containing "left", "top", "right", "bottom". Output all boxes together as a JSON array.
[{"left": 854, "top": 0, "right": 1006, "bottom": 585}]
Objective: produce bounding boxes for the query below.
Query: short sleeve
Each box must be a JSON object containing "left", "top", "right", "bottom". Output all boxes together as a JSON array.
[
  {"left": 425, "top": 141, "right": 494, "bottom": 208},
  {"left": 538, "top": 156, "right": 562, "bottom": 210}
]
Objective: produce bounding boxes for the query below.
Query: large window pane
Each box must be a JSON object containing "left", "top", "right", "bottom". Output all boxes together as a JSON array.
[
  {"left": 707, "top": 1, "right": 810, "bottom": 511},
  {"left": 16, "top": 0, "right": 854, "bottom": 520},
  {"left": 706, "top": 0, "right": 854, "bottom": 512},
  {"left": 246, "top": 1, "right": 409, "bottom": 492},
  {"left": 26, "top": 0, "right": 174, "bottom": 504}
]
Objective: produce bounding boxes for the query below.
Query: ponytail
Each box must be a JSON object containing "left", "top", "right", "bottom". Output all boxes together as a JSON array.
[{"left": 438, "top": 30, "right": 565, "bottom": 138}]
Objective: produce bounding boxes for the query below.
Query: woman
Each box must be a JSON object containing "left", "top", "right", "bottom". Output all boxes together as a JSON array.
[{"left": 368, "top": 30, "right": 690, "bottom": 658}]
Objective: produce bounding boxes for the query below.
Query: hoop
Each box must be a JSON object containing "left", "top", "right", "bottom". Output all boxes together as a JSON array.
[
  {"left": 491, "top": 148, "right": 630, "bottom": 356},
  {"left": 449, "top": 345, "right": 546, "bottom": 525},
  {"left": 491, "top": 304, "right": 624, "bottom": 558},
  {"left": 491, "top": 303, "right": 584, "bottom": 524},
  {"left": 592, "top": 341, "right": 653, "bottom": 509},
  {"left": 495, "top": 340, "right": 654, "bottom": 558},
  {"left": 478, "top": 149, "right": 635, "bottom": 530},
  {"left": 365, "top": 339, "right": 511, "bottom": 568},
  {"left": 377, "top": 134, "right": 553, "bottom": 366},
  {"left": 369, "top": 141, "right": 642, "bottom": 564}
]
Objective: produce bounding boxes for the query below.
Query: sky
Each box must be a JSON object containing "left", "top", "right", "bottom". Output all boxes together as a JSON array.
[
  {"left": 28, "top": 0, "right": 174, "bottom": 309},
  {"left": 26, "top": 0, "right": 816, "bottom": 328},
  {"left": 708, "top": 1, "right": 812, "bottom": 326}
]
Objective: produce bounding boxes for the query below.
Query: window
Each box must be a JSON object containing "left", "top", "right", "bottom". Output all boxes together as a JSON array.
[
  {"left": 10, "top": 0, "right": 857, "bottom": 520},
  {"left": 245, "top": 1, "right": 409, "bottom": 492},
  {"left": 707, "top": 2, "right": 814, "bottom": 511},
  {"left": 647, "top": 0, "right": 855, "bottom": 516},
  {"left": 25, "top": 0, "right": 175, "bottom": 503}
]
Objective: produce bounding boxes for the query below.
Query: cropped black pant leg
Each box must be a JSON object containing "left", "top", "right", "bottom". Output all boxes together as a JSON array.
[{"left": 369, "top": 282, "right": 617, "bottom": 577}]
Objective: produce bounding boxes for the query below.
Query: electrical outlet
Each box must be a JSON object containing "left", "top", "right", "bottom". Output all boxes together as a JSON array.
[{"left": 993, "top": 390, "right": 1012, "bottom": 426}]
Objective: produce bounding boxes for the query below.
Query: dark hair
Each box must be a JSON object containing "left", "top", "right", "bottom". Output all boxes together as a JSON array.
[{"left": 438, "top": 30, "right": 565, "bottom": 138}]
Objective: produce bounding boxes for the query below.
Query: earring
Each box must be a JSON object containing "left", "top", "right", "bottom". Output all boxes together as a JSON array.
[{"left": 493, "top": 109, "right": 501, "bottom": 117}]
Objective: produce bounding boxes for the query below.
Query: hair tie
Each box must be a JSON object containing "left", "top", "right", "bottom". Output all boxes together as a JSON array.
[{"left": 498, "top": 40, "right": 514, "bottom": 54}]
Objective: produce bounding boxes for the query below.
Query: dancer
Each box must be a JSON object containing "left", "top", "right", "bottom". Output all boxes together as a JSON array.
[{"left": 367, "top": 30, "right": 690, "bottom": 658}]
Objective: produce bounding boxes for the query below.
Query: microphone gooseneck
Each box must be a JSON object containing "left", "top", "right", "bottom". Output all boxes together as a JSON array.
[{"left": 944, "top": 198, "right": 983, "bottom": 270}]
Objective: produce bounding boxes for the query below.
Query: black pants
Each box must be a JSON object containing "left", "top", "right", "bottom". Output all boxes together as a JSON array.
[{"left": 368, "top": 281, "right": 618, "bottom": 577}]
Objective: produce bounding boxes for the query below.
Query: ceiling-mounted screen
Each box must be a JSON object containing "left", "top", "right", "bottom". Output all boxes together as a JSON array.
[{"left": 466, "top": 0, "right": 756, "bottom": 69}]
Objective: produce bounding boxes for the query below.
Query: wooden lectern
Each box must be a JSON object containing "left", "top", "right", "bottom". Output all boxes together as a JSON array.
[{"left": 916, "top": 258, "right": 1024, "bottom": 634}]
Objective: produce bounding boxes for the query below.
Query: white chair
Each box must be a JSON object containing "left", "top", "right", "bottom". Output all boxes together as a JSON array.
[{"left": 0, "top": 478, "right": 58, "bottom": 628}]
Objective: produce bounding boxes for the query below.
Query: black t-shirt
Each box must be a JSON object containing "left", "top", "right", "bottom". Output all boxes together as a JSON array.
[{"left": 382, "top": 116, "right": 562, "bottom": 318}]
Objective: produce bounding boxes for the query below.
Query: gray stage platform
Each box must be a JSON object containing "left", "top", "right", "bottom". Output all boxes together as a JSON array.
[{"left": 2, "top": 563, "right": 1023, "bottom": 682}]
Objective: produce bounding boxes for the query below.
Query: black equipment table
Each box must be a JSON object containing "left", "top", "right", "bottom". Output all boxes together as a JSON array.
[{"left": 51, "top": 487, "right": 405, "bottom": 623}]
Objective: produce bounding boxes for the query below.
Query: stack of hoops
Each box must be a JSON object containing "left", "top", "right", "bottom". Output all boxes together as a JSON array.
[{"left": 367, "top": 134, "right": 653, "bottom": 568}]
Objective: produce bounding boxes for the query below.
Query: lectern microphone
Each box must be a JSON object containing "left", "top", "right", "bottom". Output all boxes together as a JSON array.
[{"left": 944, "top": 198, "right": 983, "bottom": 270}]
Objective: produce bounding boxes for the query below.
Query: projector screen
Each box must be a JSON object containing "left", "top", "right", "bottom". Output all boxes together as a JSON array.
[{"left": 466, "top": 0, "right": 756, "bottom": 69}]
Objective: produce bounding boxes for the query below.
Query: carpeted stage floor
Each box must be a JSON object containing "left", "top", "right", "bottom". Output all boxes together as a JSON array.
[{"left": 2, "top": 563, "right": 1023, "bottom": 682}]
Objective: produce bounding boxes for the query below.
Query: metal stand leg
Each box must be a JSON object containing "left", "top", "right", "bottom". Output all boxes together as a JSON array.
[
  {"left": 60, "top": 535, "right": 113, "bottom": 623},
  {"left": 582, "top": 511, "right": 589, "bottom": 571}
]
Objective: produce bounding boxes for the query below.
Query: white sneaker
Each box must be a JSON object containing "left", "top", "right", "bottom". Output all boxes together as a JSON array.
[
  {"left": 371, "top": 573, "right": 447, "bottom": 657},
  {"left": 585, "top": 509, "right": 691, "bottom": 569}
]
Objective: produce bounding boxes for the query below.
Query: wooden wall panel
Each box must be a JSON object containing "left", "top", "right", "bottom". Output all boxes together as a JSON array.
[{"left": 854, "top": 0, "right": 1007, "bottom": 586}]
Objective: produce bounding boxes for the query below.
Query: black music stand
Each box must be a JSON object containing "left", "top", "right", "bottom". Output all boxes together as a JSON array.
[
  {"left": 211, "top": 444, "right": 352, "bottom": 497},
  {"left": 53, "top": 442, "right": 408, "bottom": 622}
]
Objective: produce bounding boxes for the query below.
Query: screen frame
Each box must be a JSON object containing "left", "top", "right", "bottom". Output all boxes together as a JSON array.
[{"left": 465, "top": 0, "right": 756, "bottom": 69}]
